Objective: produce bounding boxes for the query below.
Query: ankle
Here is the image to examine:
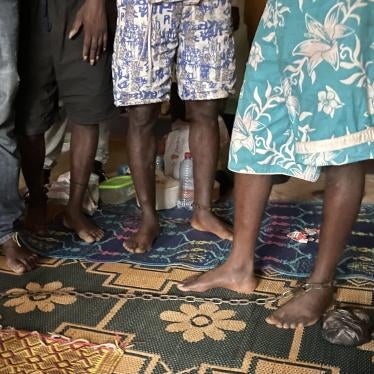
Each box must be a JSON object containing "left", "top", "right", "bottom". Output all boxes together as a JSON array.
[
  {"left": 307, "top": 273, "right": 335, "bottom": 284},
  {"left": 192, "top": 206, "right": 213, "bottom": 219},
  {"left": 227, "top": 262, "right": 255, "bottom": 275},
  {"left": 65, "top": 205, "right": 83, "bottom": 217},
  {"left": 140, "top": 208, "right": 158, "bottom": 222},
  {"left": 224, "top": 255, "right": 254, "bottom": 272}
]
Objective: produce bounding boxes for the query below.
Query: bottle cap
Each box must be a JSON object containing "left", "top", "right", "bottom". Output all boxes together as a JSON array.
[{"left": 184, "top": 152, "right": 192, "bottom": 159}]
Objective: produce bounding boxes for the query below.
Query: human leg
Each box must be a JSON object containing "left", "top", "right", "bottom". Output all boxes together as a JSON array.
[
  {"left": 18, "top": 134, "right": 48, "bottom": 233},
  {"left": 123, "top": 104, "right": 161, "bottom": 253},
  {"left": 48, "top": 0, "right": 114, "bottom": 242},
  {"left": 0, "top": 0, "right": 37, "bottom": 273},
  {"left": 266, "top": 162, "right": 365, "bottom": 329},
  {"left": 16, "top": 0, "right": 59, "bottom": 234},
  {"left": 178, "top": 173, "right": 272, "bottom": 292},
  {"left": 113, "top": 1, "right": 183, "bottom": 252},
  {"left": 177, "top": 0, "right": 236, "bottom": 240},
  {"left": 44, "top": 108, "right": 68, "bottom": 178},
  {"left": 63, "top": 122, "right": 104, "bottom": 243},
  {"left": 186, "top": 100, "right": 233, "bottom": 240}
]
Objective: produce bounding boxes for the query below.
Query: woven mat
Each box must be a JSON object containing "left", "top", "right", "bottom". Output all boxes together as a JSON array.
[
  {"left": 0, "top": 328, "right": 123, "bottom": 374},
  {"left": 21, "top": 201, "right": 374, "bottom": 280},
  {"left": 0, "top": 256, "right": 372, "bottom": 373}
]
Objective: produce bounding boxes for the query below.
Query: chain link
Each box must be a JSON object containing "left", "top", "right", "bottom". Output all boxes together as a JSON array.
[
  {"left": 0, "top": 289, "right": 280, "bottom": 306},
  {"left": 0, "top": 282, "right": 335, "bottom": 308}
]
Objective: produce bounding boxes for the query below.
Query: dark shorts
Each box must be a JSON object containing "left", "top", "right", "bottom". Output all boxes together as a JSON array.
[{"left": 16, "top": 0, "right": 114, "bottom": 136}]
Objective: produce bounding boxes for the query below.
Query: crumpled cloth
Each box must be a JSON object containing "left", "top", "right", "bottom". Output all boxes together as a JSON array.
[{"left": 322, "top": 308, "right": 372, "bottom": 346}]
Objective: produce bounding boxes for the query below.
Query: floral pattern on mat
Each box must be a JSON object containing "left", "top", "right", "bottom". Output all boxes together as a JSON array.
[
  {"left": 4, "top": 282, "right": 77, "bottom": 313},
  {"left": 160, "top": 302, "right": 246, "bottom": 343}
]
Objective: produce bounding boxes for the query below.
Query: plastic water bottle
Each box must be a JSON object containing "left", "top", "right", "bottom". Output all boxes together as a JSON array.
[
  {"left": 155, "top": 155, "right": 164, "bottom": 178},
  {"left": 177, "top": 152, "right": 194, "bottom": 209}
]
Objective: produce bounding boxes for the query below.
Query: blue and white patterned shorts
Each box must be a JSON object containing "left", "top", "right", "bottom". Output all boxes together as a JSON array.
[{"left": 113, "top": 0, "right": 236, "bottom": 106}]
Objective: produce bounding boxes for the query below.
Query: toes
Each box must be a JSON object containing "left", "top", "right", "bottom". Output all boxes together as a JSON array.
[
  {"left": 79, "top": 232, "right": 96, "bottom": 244},
  {"left": 176, "top": 283, "right": 187, "bottom": 291},
  {"left": 91, "top": 229, "right": 104, "bottom": 242},
  {"left": 303, "top": 319, "right": 318, "bottom": 328},
  {"left": 177, "top": 275, "right": 200, "bottom": 291},
  {"left": 134, "top": 245, "right": 149, "bottom": 254},
  {"left": 8, "top": 260, "right": 27, "bottom": 274},
  {"left": 177, "top": 282, "right": 193, "bottom": 292},
  {"left": 133, "top": 239, "right": 153, "bottom": 253},
  {"left": 266, "top": 315, "right": 286, "bottom": 329},
  {"left": 265, "top": 316, "right": 277, "bottom": 325},
  {"left": 123, "top": 240, "right": 136, "bottom": 253},
  {"left": 94, "top": 228, "right": 104, "bottom": 238},
  {"left": 290, "top": 322, "right": 297, "bottom": 329},
  {"left": 19, "top": 258, "right": 33, "bottom": 273}
]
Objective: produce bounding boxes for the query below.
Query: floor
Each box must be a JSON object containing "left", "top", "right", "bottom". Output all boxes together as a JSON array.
[{"left": 13, "top": 123, "right": 374, "bottom": 374}]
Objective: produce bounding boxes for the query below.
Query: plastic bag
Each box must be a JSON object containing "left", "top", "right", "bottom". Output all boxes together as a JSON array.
[
  {"left": 322, "top": 308, "right": 371, "bottom": 346},
  {"left": 164, "top": 116, "right": 230, "bottom": 180}
]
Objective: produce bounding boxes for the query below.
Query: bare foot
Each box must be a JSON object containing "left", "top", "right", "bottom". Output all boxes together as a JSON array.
[
  {"left": 266, "top": 286, "right": 335, "bottom": 329},
  {"left": 1, "top": 237, "right": 38, "bottom": 274},
  {"left": 123, "top": 215, "right": 159, "bottom": 253},
  {"left": 63, "top": 209, "right": 104, "bottom": 244},
  {"left": 24, "top": 198, "right": 47, "bottom": 235},
  {"left": 191, "top": 209, "right": 233, "bottom": 241},
  {"left": 178, "top": 263, "right": 258, "bottom": 293}
]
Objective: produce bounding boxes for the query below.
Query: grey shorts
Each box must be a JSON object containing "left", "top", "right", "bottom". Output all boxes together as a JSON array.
[{"left": 16, "top": 0, "right": 114, "bottom": 136}]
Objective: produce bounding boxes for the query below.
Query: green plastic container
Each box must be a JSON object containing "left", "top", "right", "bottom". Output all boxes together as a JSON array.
[{"left": 99, "top": 176, "right": 135, "bottom": 204}]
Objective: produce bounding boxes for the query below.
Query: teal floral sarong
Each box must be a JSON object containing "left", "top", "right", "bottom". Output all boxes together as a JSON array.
[{"left": 229, "top": 0, "right": 374, "bottom": 181}]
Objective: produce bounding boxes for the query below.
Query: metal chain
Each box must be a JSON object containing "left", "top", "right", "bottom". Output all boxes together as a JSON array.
[
  {"left": 0, "top": 282, "right": 334, "bottom": 307},
  {"left": 0, "top": 289, "right": 284, "bottom": 306}
]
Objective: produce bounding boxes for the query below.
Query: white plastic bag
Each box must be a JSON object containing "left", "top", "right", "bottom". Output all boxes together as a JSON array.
[{"left": 164, "top": 116, "right": 230, "bottom": 180}]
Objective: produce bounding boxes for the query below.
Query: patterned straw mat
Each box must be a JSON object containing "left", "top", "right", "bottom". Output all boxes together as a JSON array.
[{"left": 0, "top": 256, "right": 372, "bottom": 373}]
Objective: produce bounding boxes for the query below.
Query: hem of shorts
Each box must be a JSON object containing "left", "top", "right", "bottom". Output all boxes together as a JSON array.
[
  {"left": 0, "top": 233, "right": 14, "bottom": 246},
  {"left": 115, "top": 91, "right": 233, "bottom": 107},
  {"left": 16, "top": 113, "right": 57, "bottom": 137},
  {"left": 115, "top": 98, "right": 169, "bottom": 107},
  {"left": 227, "top": 165, "right": 320, "bottom": 183},
  {"left": 296, "top": 127, "right": 374, "bottom": 154},
  {"left": 179, "top": 92, "right": 232, "bottom": 102},
  {"left": 68, "top": 109, "right": 117, "bottom": 126},
  {"left": 301, "top": 152, "right": 374, "bottom": 168}
]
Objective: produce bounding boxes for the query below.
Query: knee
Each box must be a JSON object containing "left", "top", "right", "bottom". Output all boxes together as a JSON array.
[
  {"left": 186, "top": 101, "right": 219, "bottom": 128},
  {"left": 325, "top": 163, "right": 365, "bottom": 191},
  {"left": 128, "top": 104, "right": 160, "bottom": 132}
]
